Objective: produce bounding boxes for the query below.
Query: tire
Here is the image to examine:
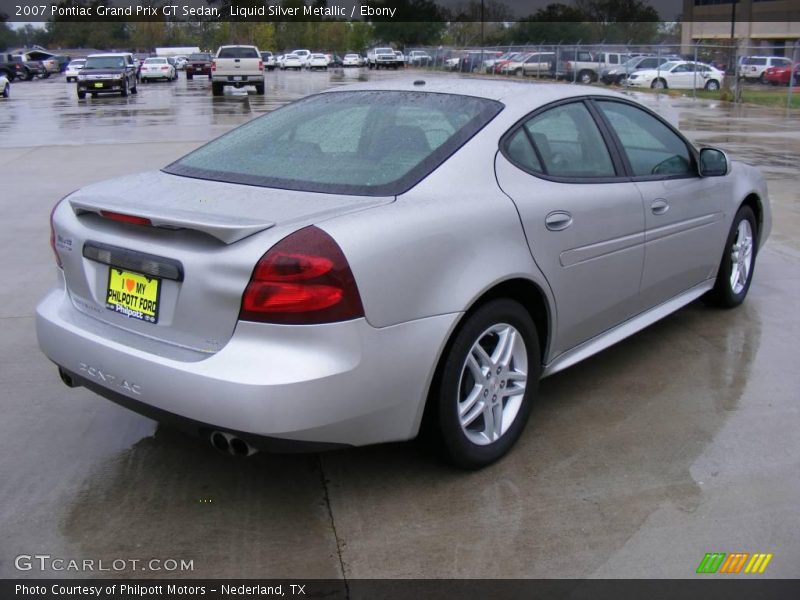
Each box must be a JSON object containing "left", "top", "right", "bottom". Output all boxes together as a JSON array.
[
  {"left": 758, "top": 73, "right": 765, "bottom": 84},
  {"left": 24, "top": 69, "right": 34, "bottom": 81},
  {"left": 431, "top": 299, "right": 540, "bottom": 469},
  {"left": 651, "top": 78, "right": 667, "bottom": 89},
  {"left": 579, "top": 70, "right": 594, "bottom": 84},
  {"left": 2, "top": 83, "right": 9, "bottom": 98},
  {"left": 131, "top": 81, "right": 137, "bottom": 94},
  {"left": 77, "top": 90, "right": 85, "bottom": 99},
  {"left": 186, "top": 73, "right": 193, "bottom": 80},
  {"left": 212, "top": 82, "right": 224, "bottom": 96},
  {"left": 255, "top": 83, "right": 265, "bottom": 95},
  {"left": 704, "top": 79, "right": 720, "bottom": 91},
  {"left": 703, "top": 205, "right": 758, "bottom": 308},
  {"left": 514, "top": 68, "right": 522, "bottom": 76},
  {"left": 42, "top": 71, "right": 50, "bottom": 79},
  {"left": 120, "top": 78, "right": 129, "bottom": 97}
]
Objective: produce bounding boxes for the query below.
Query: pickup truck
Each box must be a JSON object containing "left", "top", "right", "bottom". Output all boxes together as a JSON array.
[
  {"left": 211, "top": 45, "right": 265, "bottom": 96},
  {"left": 367, "top": 47, "right": 402, "bottom": 70},
  {"left": 0, "top": 53, "right": 47, "bottom": 81},
  {"left": 557, "top": 51, "right": 630, "bottom": 84}
]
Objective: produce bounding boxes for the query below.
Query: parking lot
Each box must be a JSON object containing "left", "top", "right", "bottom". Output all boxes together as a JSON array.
[{"left": 1, "top": 69, "right": 798, "bottom": 579}]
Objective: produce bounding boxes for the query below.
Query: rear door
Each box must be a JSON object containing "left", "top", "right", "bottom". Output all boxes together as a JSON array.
[
  {"left": 592, "top": 99, "right": 729, "bottom": 310},
  {"left": 495, "top": 100, "right": 645, "bottom": 356}
]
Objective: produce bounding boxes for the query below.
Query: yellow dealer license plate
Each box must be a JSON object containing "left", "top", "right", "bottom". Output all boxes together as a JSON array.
[
  {"left": 106, "top": 268, "right": 160, "bottom": 323},
  {"left": 94, "top": 82, "right": 103, "bottom": 88}
]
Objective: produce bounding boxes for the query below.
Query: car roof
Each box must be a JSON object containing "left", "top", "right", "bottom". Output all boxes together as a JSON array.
[
  {"left": 87, "top": 53, "right": 131, "bottom": 58},
  {"left": 321, "top": 76, "right": 628, "bottom": 112}
]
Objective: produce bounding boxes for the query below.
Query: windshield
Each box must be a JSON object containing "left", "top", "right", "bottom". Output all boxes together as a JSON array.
[
  {"left": 84, "top": 56, "right": 126, "bottom": 69},
  {"left": 660, "top": 61, "right": 680, "bottom": 71},
  {"left": 189, "top": 53, "right": 211, "bottom": 61},
  {"left": 165, "top": 91, "right": 503, "bottom": 196}
]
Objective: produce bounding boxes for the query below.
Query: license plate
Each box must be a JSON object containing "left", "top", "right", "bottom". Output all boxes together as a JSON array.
[
  {"left": 232, "top": 76, "right": 243, "bottom": 81},
  {"left": 106, "top": 268, "right": 161, "bottom": 323},
  {"left": 93, "top": 82, "right": 103, "bottom": 88}
]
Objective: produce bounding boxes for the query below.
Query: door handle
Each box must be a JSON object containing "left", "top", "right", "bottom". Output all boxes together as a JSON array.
[
  {"left": 545, "top": 211, "right": 573, "bottom": 231},
  {"left": 651, "top": 199, "right": 669, "bottom": 215}
]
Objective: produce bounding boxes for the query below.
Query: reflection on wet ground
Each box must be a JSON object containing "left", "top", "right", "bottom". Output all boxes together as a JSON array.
[{"left": 0, "top": 70, "right": 798, "bottom": 579}]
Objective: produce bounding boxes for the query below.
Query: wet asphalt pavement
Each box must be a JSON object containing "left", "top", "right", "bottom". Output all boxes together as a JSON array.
[{"left": 0, "top": 70, "right": 798, "bottom": 579}]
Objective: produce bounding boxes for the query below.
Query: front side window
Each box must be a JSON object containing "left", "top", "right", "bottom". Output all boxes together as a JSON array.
[
  {"left": 507, "top": 102, "right": 615, "bottom": 178},
  {"left": 597, "top": 101, "right": 693, "bottom": 178},
  {"left": 166, "top": 91, "right": 502, "bottom": 196}
]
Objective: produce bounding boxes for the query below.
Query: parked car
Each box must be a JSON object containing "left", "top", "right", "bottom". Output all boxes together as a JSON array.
[
  {"left": 408, "top": 50, "right": 433, "bottom": 67},
  {"left": 0, "top": 75, "right": 9, "bottom": 98},
  {"left": 394, "top": 51, "right": 405, "bottom": 67},
  {"left": 738, "top": 56, "right": 793, "bottom": 83},
  {"left": 1, "top": 53, "right": 47, "bottom": 81},
  {"left": 368, "top": 47, "right": 402, "bottom": 69},
  {"left": 260, "top": 51, "right": 276, "bottom": 70},
  {"left": 559, "top": 51, "right": 630, "bottom": 83},
  {"left": 458, "top": 51, "right": 502, "bottom": 73},
  {"left": 140, "top": 57, "right": 176, "bottom": 82},
  {"left": 76, "top": 53, "right": 138, "bottom": 99},
  {"left": 38, "top": 81, "right": 771, "bottom": 468},
  {"left": 601, "top": 55, "right": 680, "bottom": 85},
  {"left": 290, "top": 49, "right": 311, "bottom": 67},
  {"left": 763, "top": 61, "right": 800, "bottom": 86},
  {"left": 212, "top": 45, "right": 264, "bottom": 96},
  {"left": 627, "top": 60, "right": 724, "bottom": 90},
  {"left": 185, "top": 53, "right": 213, "bottom": 80},
  {"left": 64, "top": 59, "right": 86, "bottom": 83},
  {"left": 174, "top": 56, "right": 188, "bottom": 71},
  {"left": 17, "top": 49, "right": 61, "bottom": 73},
  {"left": 343, "top": 54, "right": 361, "bottom": 67},
  {"left": 281, "top": 54, "right": 303, "bottom": 70},
  {"left": 307, "top": 53, "right": 329, "bottom": 70}
]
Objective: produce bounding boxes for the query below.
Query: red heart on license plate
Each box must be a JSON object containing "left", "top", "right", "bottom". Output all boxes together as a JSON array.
[{"left": 126, "top": 279, "right": 134, "bottom": 292}]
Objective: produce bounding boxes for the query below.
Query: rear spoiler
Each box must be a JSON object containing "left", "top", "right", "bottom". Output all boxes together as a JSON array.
[{"left": 70, "top": 198, "right": 275, "bottom": 244}]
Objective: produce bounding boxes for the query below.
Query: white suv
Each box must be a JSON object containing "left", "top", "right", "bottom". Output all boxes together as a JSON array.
[{"left": 739, "top": 56, "right": 792, "bottom": 83}]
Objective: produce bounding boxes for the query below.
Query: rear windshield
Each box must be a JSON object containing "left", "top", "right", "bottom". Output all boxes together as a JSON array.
[
  {"left": 84, "top": 56, "right": 127, "bottom": 69},
  {"left": 218, "top": 47, "right": 259, "bottom": 59},
  {"left": 165, "top": 91, "right": 503, "bottom": 196}
]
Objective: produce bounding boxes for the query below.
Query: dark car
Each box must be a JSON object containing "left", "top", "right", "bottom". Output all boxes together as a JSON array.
[
  {"left": 185, "top": 52, "right": 213, "bottom": 80},
  {"left": 0, "top": 54, "right": 47, "bottom": 81},
  {"left": 76, "top": 53, "right": 138, "bottom": 99}
]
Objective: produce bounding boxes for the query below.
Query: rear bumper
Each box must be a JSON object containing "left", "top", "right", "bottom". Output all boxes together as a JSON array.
[
  {"left": 36, "top": 282, "right": 458, "bottom": 448},
  {"left": 212, "top": 74, "right": 264, "bottom": 83}
]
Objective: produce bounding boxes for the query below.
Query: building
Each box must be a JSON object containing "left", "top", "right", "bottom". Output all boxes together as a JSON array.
[{"left": 681, "top": 0, "right": 800, "bottom": 59}]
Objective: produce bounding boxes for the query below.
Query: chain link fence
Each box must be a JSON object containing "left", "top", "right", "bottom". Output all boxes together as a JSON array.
[{"left": 390, "top": 42, "right": 799, "bottom": 109}]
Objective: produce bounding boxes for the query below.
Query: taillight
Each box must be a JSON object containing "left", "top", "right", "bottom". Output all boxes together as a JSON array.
[
  {"left": 259, "top": 60, "right": 264, "bottom": 71},
  {"left": 240, "top": 226, "right": 364, "bottom": 325},
  {"left": 211, "top": 61, "right": 216, "bottom": 72},
  {"left": 99, "top": 210, "right": 152, "bottom": 226}
]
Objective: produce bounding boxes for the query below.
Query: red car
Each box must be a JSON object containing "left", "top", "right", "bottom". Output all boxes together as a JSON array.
[
  {"left": 763, "top": 62, "right": 800, "bottom": 86},
  {"left": 184, "top": 52, "right": 213, "bottom": 80}
]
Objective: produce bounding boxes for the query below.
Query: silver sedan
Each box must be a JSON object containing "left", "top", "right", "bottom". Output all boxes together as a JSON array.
[{"left": 37, "top": 79, "right": 771, "bottom": 468}]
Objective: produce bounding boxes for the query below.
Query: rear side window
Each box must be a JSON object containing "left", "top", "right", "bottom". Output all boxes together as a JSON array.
[
  {"left": 165, "top": 91, "right": 503, "bottom": 196},
  {"left": 506, "top": 102, "right": 615, "bottom": 178},
  {"left": 218, "top": 47, "right": 259, "bottom": 59},
  {"left": 597, "top": 101, "right": 693, "bottom": 178}
]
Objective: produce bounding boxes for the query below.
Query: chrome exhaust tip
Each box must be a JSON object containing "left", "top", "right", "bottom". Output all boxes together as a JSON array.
[{"left": 209, "top": 431, "right": 257, "bottom": 457}]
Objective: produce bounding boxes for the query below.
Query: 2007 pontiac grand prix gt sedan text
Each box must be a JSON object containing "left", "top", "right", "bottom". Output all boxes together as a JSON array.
[{"left": 37, "top": 79, "right": 771, "bottom": 468}]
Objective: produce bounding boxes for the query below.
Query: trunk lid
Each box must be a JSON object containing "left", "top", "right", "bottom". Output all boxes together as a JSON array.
[{"left": 54, "top": 170, "right": 392, "bottom": 355}]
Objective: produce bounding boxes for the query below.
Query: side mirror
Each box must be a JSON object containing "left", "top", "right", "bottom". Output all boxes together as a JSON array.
[{"left": 699, "top": 147, "right": 728, "bottom": 177}]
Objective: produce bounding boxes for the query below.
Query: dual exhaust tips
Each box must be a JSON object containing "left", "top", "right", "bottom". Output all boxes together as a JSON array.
[{"left": 210, "top": 430, "right": 258, "bottom": 457}]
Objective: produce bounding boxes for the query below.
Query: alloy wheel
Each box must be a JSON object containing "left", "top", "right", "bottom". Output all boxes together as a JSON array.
[{"left": 457, "top": 324, "right": 528, "bottom": 446}]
